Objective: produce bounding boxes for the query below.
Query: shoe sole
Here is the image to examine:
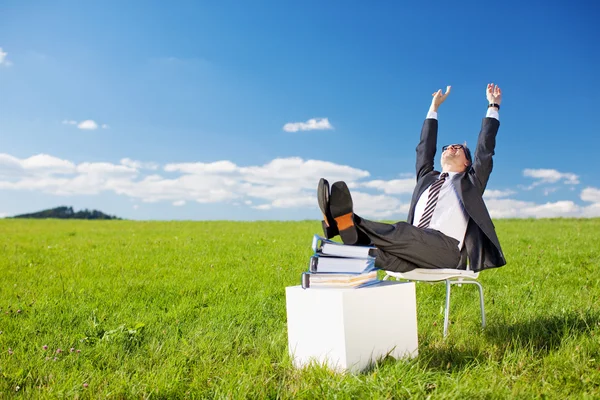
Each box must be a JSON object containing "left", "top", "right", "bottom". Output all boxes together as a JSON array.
[
  {"left": 317, "top": 178, "right": 332, "bottom": 227},
  {"left": 330, "top": 181, "right": 358, "bottom": 244}
]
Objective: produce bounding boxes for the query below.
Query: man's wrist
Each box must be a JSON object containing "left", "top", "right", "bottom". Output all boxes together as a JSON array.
[
  {"left": 426, "top": 108, "right": 438, "bottom": 120},
  {"left": 486, "top": 107, "right": 500, "bottom": 120}
]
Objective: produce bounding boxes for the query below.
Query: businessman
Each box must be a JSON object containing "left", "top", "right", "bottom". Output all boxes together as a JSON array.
[{"left": 318, "top": 83, "right": 506, "bottom": 273}]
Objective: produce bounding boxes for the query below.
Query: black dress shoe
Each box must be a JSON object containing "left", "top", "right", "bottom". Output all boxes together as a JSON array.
[
  {"left": 317, "top": 178, "right": 339, "bottom": 238},
  {"left": 329, "top": 181, "right": 359, "bottom": 244}
]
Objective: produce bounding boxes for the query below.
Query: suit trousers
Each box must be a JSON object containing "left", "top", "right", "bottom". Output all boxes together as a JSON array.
[{"left": 354, "top": 217, "right": 461, "bottom": 273}]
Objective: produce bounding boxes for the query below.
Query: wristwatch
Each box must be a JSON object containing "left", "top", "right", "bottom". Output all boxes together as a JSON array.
[{"left": 488, "top": 103, "right": 500, "bottom": 110}]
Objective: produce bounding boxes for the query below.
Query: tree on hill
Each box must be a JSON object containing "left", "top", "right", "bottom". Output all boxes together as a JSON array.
[{"left": 11, "top": 206, "right": 121, "bottom": 220}]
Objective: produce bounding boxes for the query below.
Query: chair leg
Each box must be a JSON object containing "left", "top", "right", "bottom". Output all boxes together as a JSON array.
[
  {"left": 386, "top": 274, "right": 485, "bottom": 336},
  {"left": 443, "top": 279, "right": 451, "bottom": 337},
  {"left": 444, "top": 280, "right": 486, "bottom": 337},
  {"left": 473, "top": 281, "right": 486, "bottom": 329}
]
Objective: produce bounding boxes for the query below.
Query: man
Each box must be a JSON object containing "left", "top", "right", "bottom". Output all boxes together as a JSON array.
[{"left": 318, "top": 83, "right": 506, "bottom": 273}]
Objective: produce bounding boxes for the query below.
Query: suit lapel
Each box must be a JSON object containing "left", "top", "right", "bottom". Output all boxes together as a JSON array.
[
  {"left": 417, "top": 173, "right": 439, "bottom": 198},
  {"left": 451, "top": 172, "right": 467, "bottom": 204},
  {"left": 408, "top": 173, "right": 438, "bottom": 223}
]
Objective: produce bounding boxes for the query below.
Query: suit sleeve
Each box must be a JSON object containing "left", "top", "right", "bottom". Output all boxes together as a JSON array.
[
  {"left": 471, "top": 117, "right": 500, "bottom": 192},
  {"left": 415, "top": 119, "right": 438, "bottom": 181}
]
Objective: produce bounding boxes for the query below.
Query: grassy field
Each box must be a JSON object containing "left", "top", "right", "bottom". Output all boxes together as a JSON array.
[{"left": 1, "top": 218, "right": 599, "bottom": 399}]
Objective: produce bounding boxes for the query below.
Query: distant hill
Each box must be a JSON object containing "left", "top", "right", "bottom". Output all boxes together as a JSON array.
[{"left": 11, "top": 206, "right": 121, "bottom": 220}]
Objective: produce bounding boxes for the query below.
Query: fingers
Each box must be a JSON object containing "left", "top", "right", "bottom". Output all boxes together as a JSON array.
[
  {"left": 432, "top": 88, "right": 450, "bottom": 96},
  {"left": 444, "top": 85, "right": 452, "bottom": 96}
]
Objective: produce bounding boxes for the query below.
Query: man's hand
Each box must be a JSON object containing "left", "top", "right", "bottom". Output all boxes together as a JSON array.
[
  {"left": 486, "top": 83, "right": 502, "bottom": 105},
  {"left": 430, "top": 86, "right": 451, "bottom": 112}
]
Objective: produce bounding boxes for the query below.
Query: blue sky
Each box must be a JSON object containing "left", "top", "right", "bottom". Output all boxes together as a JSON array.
[{"left": 1, "top": 0, "right": 599, "bottom": 220}]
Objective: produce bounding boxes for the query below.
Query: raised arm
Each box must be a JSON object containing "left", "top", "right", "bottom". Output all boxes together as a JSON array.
[
  {"left": 472, "top": 83, "right": 502, "bottom": 191},
  {"left": 416, "top": 86, "right": 451, "bottom": 181}
]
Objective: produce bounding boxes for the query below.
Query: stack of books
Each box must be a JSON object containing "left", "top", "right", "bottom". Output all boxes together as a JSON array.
[{"left": 301, "top": 235, "right": 380, "bottom": 289}]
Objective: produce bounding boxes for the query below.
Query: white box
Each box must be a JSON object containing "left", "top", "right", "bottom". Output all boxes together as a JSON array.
[{"left": 285, "top": 281, "right": 418, "bottom": 373}]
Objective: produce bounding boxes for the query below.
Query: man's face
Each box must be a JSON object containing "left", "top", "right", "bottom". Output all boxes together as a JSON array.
[{"left": 441, "top": 144, "right": 470, "bottom": 170}]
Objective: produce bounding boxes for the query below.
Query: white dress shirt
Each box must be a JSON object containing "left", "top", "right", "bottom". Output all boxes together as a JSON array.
[
  {"left": 413, "top": 171, "right": 470, "bottom": 248},
  {"left": 413, "top": 107, "right": 500, "bottom": 249},
  {"left": 426, "top": 107, "right": 499, "bottom": 121}
]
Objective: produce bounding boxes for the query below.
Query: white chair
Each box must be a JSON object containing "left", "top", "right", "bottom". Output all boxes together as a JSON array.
[{"left": 383, "top": 267, "right": 485, "bottom": 337}]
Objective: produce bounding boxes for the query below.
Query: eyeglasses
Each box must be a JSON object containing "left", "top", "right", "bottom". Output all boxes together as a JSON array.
[{"left": 442, "top": 144, "right": 465, "bottom": 152}]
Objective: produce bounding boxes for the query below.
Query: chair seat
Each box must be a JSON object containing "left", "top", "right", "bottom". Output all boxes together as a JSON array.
[{"left": 386, "top": 268, "right": 479, "bottom": 282}]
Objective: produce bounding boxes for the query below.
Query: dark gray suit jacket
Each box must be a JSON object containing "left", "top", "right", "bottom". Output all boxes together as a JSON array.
[{"left": 406, "top": 117, "right": 506, "bottom": 272}]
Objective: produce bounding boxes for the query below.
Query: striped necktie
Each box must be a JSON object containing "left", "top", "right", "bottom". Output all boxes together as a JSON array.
[{"left": 417, "top": 172, "right": 449, "bottom": 229}]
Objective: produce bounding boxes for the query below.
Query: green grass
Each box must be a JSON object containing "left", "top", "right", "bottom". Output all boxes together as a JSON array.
[{"left": 1, "top": 218, "right": 599, "bottom": 398}]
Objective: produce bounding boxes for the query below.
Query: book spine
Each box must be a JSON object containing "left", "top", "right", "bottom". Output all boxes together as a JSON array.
[
  {"left": 311, "top": 234, "right": 324, "bottom": 253},
  {"left": 309, "top": 256, "right": 318, "bottom": 273},
  {"left": 301, "top": 272, "right": 310, "bottom": 289}
]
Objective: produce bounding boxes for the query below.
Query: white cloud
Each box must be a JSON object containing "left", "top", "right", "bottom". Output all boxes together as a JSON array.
[
  {"left": 0, "top": 48, "right": 12, "bottom": 67},
  {"left": 121, "top": 158, "right": 158, "bottom": 170},
  {"left": 485, "top": 197, "right": 600, "bottom": 218},
  {"left": 24, "top": 154, "right": 76, "bottom": 171},
  {"left": 361, "top": 178, "right": 415, "bottom": 195},
  {"left": 581, "top": 203, "right": 600, "bottom": 217},
  {"left": 486, "top": 184, "right": 600, "bottom": 218},
  {"left": 483, "top": 189, "right": 516, "bottom": 199},
  {"left": 240, "top": 158, "right": 369, "bottom": 188},
  {"left": 283, "top": 118, "right": 333, "bottom": 132},
  {"left": 581, "top": 187, "right": 600, "bottom": 203},
  {"left": 76, "top": 162, "right": 137, "bottom": 176},
  {"left": 0, "top": 212, "right": 7, "bottom": 218},
  {"left": 0, "top": 153, "right": 76, "bottom": 180},
  {"left": 77, "top": 120, "right": 99, "bottom": 130},
  {"left": 523, "top": 168, "right": 580, "bottom": 185},
  {"left": 0, "top": 154, "right": 381, "bottom": 216},
  {"left": 242, "top": 184, "right": 305, "bottom": 201},
  {"left": 0, "top": 155, "right": 137, "bottom": 196},
  {"left": 543, "top": 187, "right": 559, "bottom": 196},
  {"left": 485, "top": 198, "right": 579, "bottom": 218},
  {"left": 2, "top": 153, "right": 599, "bottom": 219},
  {"left": 164, "top": 157, "right": 369, "bottom": 194},
  {"left": 271, "top": 196, "right": 315, "bottom": 208},
  {"left": 518, "top": 184, "right": 536, "bottom": 191},
  {"left": 251, "top": 188, "right": 408, "bottom": 218},
  {"left": 578, "top": 187, "right": 600, "bottom": 217},
  {"left": 352, "top": 191, "right": 409, "bottom": 218},
  {"left": 165, "top": 160, "right": 237, "bottom": 174},
  {"left": 62, "top": 119, "right": 108, "bottom": 130}
]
